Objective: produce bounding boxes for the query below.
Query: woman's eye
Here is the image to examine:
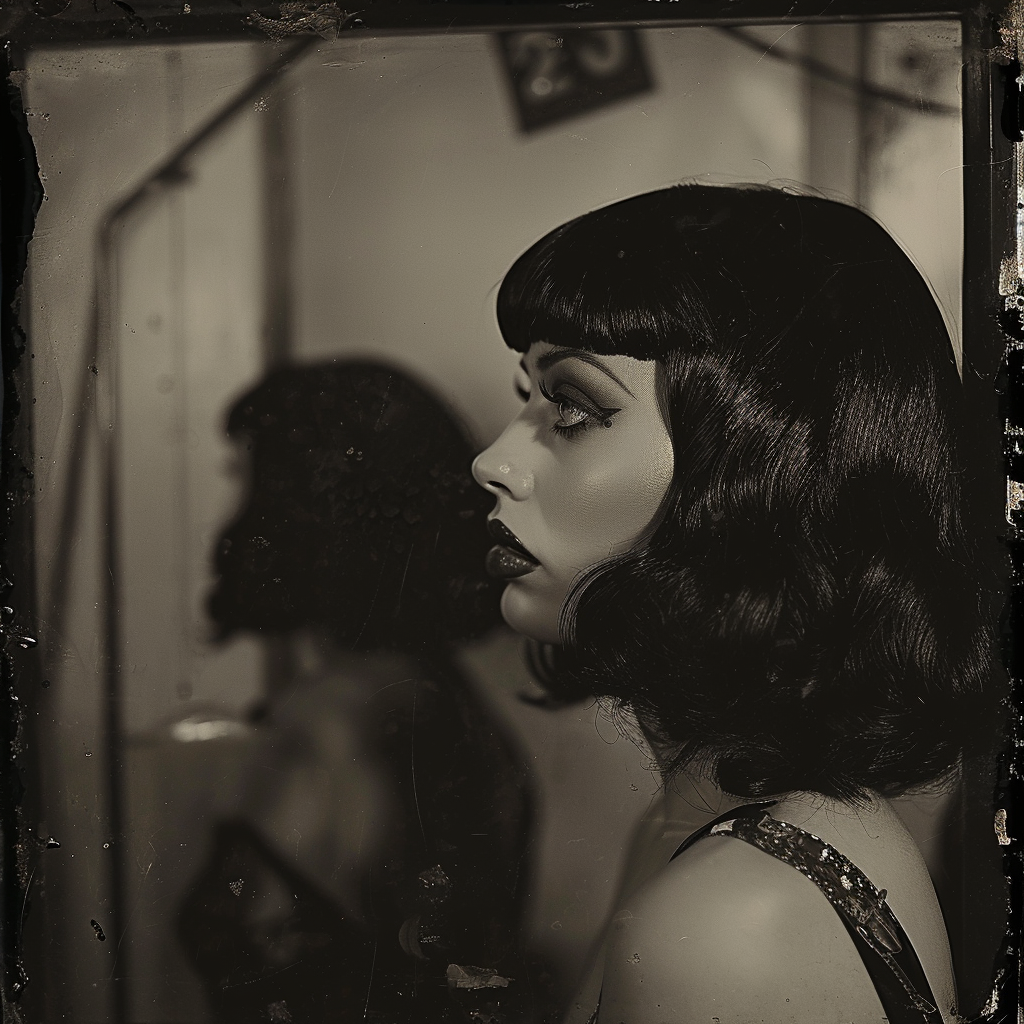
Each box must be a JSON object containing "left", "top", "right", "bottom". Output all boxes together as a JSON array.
[
  {"left": 556, "top": 399, "right": 589, "bottom": 428},
  {"left": 537, "top": 380, "right": 618, "bottom": 437}
]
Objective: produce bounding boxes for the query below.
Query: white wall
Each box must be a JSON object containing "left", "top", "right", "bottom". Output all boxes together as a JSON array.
[{"left": 290, "top": 28, "right": 810, "bottom": 446}]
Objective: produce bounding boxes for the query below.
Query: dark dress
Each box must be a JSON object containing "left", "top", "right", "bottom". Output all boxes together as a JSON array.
[{"left": 177, "top": 653, "right": 539, "bottom": 1024}]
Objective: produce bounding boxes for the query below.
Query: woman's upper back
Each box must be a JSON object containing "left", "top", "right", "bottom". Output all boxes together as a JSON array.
[{"left": 574, "top": 789, "right": 956, "bottom": 1024}]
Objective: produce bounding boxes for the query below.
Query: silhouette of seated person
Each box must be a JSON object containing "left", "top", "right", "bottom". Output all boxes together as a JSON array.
[{"left": 177, "top": 361, "right": 535, "bottom": 1024}]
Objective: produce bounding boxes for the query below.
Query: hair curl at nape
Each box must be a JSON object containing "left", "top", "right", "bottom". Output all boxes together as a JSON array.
[
  {"left": 497, "top": 183, "right": 1000, "bottom": 801},
  {"left": 208, "top": 360, "right": 501, "bottom": 654}
]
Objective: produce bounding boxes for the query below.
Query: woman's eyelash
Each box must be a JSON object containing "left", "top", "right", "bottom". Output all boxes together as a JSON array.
[{"left": 537, "top": 380, "right": 620, "bottom": 437}]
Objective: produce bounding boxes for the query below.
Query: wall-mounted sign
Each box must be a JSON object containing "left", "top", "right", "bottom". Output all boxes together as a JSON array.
[{"left": 496, "top": 29, "right": 653, "bottom": 132}]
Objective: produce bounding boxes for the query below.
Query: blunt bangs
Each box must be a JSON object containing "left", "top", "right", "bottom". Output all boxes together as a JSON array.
[
  {"left": 496, "top": 189, "right": 725, "bottom": 359},
  {"left": 494, "top": 184, "right": 952, "bottom": 377}
]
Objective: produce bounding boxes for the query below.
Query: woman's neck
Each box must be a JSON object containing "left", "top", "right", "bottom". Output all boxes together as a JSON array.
[{"left": 631, "top": 714, "right": 742, "bottom": 819}]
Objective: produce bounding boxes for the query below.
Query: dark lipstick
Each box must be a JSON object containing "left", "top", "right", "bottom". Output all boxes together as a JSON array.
[{"left": 486, "top": 519, "right": 539, "bottom": 580}]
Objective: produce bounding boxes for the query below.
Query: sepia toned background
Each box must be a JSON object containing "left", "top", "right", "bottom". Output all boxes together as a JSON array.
[{"left": 19, "top": 20, "right": 969, "bottom": 1023}]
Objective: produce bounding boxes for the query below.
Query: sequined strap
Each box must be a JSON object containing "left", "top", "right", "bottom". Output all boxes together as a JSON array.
[{"left": 674, "top": 804, "right": 943, "bottom": 1024}]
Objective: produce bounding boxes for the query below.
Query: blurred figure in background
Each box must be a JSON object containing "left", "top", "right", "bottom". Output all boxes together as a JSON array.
[{"left": 177, "top": 360, "right": 537, "bottom": 1023}]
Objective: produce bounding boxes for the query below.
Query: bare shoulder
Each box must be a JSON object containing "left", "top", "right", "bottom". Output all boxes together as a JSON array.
[{"left": 597, "top": 834, "right": 887, "bottom": 1024}]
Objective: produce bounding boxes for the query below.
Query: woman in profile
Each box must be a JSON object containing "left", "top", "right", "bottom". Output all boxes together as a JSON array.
[
  {"left": 178, "top": 360, "right": 536, "bottom": 1024},
  {"left": 471, "top": 184, "right": 999, "bottom": 1023}
]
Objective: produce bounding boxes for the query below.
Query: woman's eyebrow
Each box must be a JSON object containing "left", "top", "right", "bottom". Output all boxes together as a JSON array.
[{"left": 533, "top": 349, "right": 637, "bottom": 400}]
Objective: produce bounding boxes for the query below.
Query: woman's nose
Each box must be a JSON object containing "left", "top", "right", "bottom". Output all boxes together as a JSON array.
[{"left": 472, "top": 426, "right": 535, "bottom": 501}]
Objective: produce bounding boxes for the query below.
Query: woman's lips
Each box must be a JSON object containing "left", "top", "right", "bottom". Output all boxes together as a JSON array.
[
  {"left": 486, "top": 519, "right": 539, "bottom": 580},
  {"left": 486, "top": 546, "right": 538, "bottom": 579}
]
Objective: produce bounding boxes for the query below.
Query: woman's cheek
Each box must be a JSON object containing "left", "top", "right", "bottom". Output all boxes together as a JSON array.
[{"left": 565, "top": 455, "right": 670, "bottom": 555}]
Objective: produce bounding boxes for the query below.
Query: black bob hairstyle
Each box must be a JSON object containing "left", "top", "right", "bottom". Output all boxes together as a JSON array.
[
  {"left": 497, "top": 183, "right": 996, "bottom": 801},
  {"left": 208, "top": 360, "right": 501, "bottom": 653}
]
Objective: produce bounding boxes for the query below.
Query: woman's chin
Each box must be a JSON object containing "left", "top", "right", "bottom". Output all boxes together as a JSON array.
[{"left": 499, "top": 583, "right": 561, "bottom": 645}]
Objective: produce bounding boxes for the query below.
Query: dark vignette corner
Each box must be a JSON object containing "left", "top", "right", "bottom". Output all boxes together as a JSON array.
[
  {"left": 981, "top": 2, "right": 1024, "bottom": 1022},
  {"left": 0, "top": 33, "right": 44, "bottom": 1023}
]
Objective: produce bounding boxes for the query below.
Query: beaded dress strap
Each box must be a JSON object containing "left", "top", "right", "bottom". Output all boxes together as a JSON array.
[{"left": 671, "top": 803, "right": 943, "bottom": 1024}]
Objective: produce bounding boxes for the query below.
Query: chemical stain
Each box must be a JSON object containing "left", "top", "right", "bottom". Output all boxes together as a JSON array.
[
  {"left": 446, "top": 965, "right": 511, "bottom": 990},
  {"left": 995, "top": 808, "right": 1011, "bottom": 846},
  {"left": 267, "top": 1000, "right": 292, "bottom": 1022},
  {"left": 246, "top": 2, "right": 346, "bottom": 41},
  {"left": 90, "top": 920, "right": 105, "bottom": 941}
]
